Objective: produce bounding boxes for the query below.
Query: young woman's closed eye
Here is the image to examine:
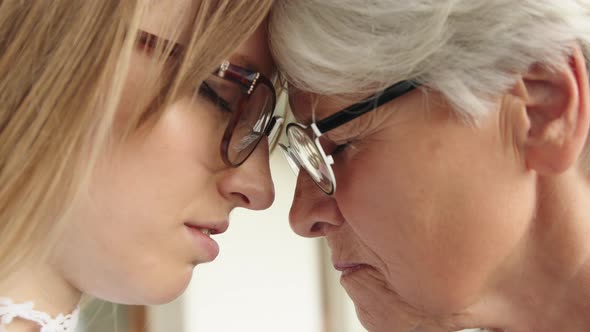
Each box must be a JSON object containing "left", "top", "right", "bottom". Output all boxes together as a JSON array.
[{"left": 198, "top": 81, "right": 235, "bottom": 114}]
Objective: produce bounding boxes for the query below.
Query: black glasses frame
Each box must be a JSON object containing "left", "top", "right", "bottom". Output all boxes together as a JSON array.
[
  {"left": 281, "top": 80, "right": 419, "bottom": 195},
  {"left": 314, "top": 80, "right": 417, "bottom": 135}
]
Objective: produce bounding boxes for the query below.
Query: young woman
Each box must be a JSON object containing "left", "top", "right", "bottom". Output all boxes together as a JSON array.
[{"left": 0, "top": 1, "right": 278, "bottom": 331}]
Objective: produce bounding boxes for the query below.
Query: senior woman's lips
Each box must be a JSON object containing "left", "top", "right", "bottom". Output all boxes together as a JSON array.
[{"left": 334, "top": 263, "right": 369, "bottom": 276}]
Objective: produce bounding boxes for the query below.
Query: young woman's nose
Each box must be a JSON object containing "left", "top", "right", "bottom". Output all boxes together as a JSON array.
[{"left": 218, "top": 141, "right": 275, "bottom": 210}]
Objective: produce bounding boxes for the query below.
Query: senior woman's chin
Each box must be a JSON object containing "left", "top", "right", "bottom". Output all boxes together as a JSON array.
[{"left": 341, "top": 267, "right": 452, "bottom": 332}]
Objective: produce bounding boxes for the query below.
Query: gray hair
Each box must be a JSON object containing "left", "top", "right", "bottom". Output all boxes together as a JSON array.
[{"left": 269, "top": 0, "right": 590, "bottom": 120}]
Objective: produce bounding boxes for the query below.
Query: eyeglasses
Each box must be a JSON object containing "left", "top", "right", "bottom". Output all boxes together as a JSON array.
[
  {"left": 279, "top": 80, "right": 418, "bottom": 195},
  {"left": 136, "top": 30, "right": 283, "bottom": 167}
]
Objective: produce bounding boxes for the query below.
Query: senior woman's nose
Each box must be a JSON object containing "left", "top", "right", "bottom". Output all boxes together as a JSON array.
[{"left": 289, "top": 172, "right": 344, "bottom": 237}]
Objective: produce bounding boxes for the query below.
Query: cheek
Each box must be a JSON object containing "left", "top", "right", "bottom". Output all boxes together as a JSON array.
[
  {"left": 93, "top": 101, "right": 220, "bottom": 231},
  {"left": 57, "top": 221, "right": 194, "bottom": 305},
  {"left": 56, "top": 102, "right": 223, "bottom": 304},
  {"left": 337, "top": 131, "right": 535, "bottom": 313}
]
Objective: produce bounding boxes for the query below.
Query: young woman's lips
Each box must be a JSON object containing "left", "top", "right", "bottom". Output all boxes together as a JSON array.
[
  {"left": 334, "top": 263, "right": 369, "bottom": 276},
  {"left": 184, "top": 223, "right": 221, "bottom": 262}
]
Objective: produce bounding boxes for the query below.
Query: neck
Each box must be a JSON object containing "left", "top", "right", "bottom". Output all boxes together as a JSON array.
[
  {"left": 0, "top": 260, "right": 81, "bottom": 332},
  {"left": 465, "top": 169, "right": 590, "bottom": 332}
]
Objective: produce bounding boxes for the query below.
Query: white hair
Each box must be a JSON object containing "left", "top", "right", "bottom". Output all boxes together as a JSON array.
[{"left": 269, "top": 0, "right": 590, "bottom": 120}]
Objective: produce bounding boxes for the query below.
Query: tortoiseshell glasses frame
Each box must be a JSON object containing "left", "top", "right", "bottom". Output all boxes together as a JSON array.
[{"left": 136, "top": 30, "right": 282, "bottom": 167}]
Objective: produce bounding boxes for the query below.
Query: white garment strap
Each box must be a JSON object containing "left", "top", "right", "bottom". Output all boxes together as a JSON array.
[{"left": 0, "top": 297, "right": 79, "bottom": 332}]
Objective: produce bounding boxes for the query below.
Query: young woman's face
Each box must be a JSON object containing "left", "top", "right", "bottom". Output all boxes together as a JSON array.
[{"left": 54, "top": 6, "right": 275, "bottom": 304}]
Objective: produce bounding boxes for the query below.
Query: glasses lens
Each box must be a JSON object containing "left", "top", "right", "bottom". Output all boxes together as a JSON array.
[
  {"left": 227, "top": 83, "right": 275, "bottom": 165},
  {"left": 279, "top": 143, "right": 301, "bottom": 176},
  {"left": 286, "top": 124, "right": 335, "bottom": 194}
]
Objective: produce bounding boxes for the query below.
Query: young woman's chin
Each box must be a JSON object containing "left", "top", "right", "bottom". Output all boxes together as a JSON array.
[{"left": 89, "top": 267, "right": 195, "bottom": 305}]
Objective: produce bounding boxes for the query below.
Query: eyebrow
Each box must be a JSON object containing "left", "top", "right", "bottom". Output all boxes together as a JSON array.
[
  {"left": 137, "top": 31, "right": 265, "bottom": 77},
  {"left": 137, "top": 30, "right": 184, "bottom": 58},
  {"left": 296, "top": 95, "right": 337, "bottom": 126},
  {"left": 290, "top": 103, "right": 312, "bottom": 125},
  {"left": 301, "top": 114, "right": 317, "bottom": 126},
  {"left": 292, "top": 108, "right": 314, "bottom": 126}
]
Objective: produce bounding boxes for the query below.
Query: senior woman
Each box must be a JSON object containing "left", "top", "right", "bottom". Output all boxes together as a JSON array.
[{"left": 270, "top": 1, "right": 590, "bottom": 332}]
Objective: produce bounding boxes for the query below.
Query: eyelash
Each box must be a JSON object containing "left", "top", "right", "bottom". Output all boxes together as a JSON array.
[
  {"left": 331, "top": 142, "right": 350, "bottom": 155},
  {"left": 197, "top": 82, "right": 233, "bottom": 113}
]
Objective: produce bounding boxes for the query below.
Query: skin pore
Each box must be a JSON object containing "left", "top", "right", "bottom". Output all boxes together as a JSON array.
[
  {"left": 287, "top": 45, "right": 590, "bottom": 332},
  {"left": 0, "top": 2, "right": 275, "bottom": 331}
]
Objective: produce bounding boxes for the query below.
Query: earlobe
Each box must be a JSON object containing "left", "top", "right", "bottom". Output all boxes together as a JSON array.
[{"left": 519, "top": 44, "right": 590, "bottom": 175}]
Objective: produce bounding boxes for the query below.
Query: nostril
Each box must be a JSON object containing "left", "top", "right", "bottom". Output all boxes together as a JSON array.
[
  {"left": 310, "top": 222, "right": 323, "bottom": 234},
  {"left": 232, "top": 192, "right": 250, "bottom": 206}
]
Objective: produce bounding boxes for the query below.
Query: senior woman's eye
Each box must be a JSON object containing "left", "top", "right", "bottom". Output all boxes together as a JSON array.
[{"left": 331, "top": 142, "right": 350, "bottom": 155}]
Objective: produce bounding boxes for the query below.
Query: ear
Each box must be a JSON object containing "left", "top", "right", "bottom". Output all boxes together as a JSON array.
[{"left": 512, "top": 44, "right": 590, "bottom": 175}]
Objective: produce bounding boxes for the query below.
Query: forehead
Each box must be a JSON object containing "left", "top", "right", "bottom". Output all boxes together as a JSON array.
[
  {"left": 140, "top": 0, "right": 195, "bottom": 43},
  {"left": 139, "top": 2, "right": 274, "bottom": 78},
  {"left": 229, "top": 23, "right": 275, "bottom": 79}
]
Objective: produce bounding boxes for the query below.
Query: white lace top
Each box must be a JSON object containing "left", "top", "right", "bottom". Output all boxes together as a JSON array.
[{"left": 0, "top": 298, "right": 79, "bottom": 332}]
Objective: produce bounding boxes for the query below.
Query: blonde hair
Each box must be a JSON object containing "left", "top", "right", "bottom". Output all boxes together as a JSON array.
[{"left": 0, "top": 0, "right": 273, "bottom": 275}]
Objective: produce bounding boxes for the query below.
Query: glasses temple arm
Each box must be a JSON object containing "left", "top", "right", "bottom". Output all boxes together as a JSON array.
[{"left": 315, "top": 81, "right": 418, "bottom": 133}]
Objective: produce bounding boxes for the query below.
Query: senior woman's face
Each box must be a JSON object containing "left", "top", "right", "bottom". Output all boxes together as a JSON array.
[{"left": 288, "top": 89, "right": 535, "bottom": 330}]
